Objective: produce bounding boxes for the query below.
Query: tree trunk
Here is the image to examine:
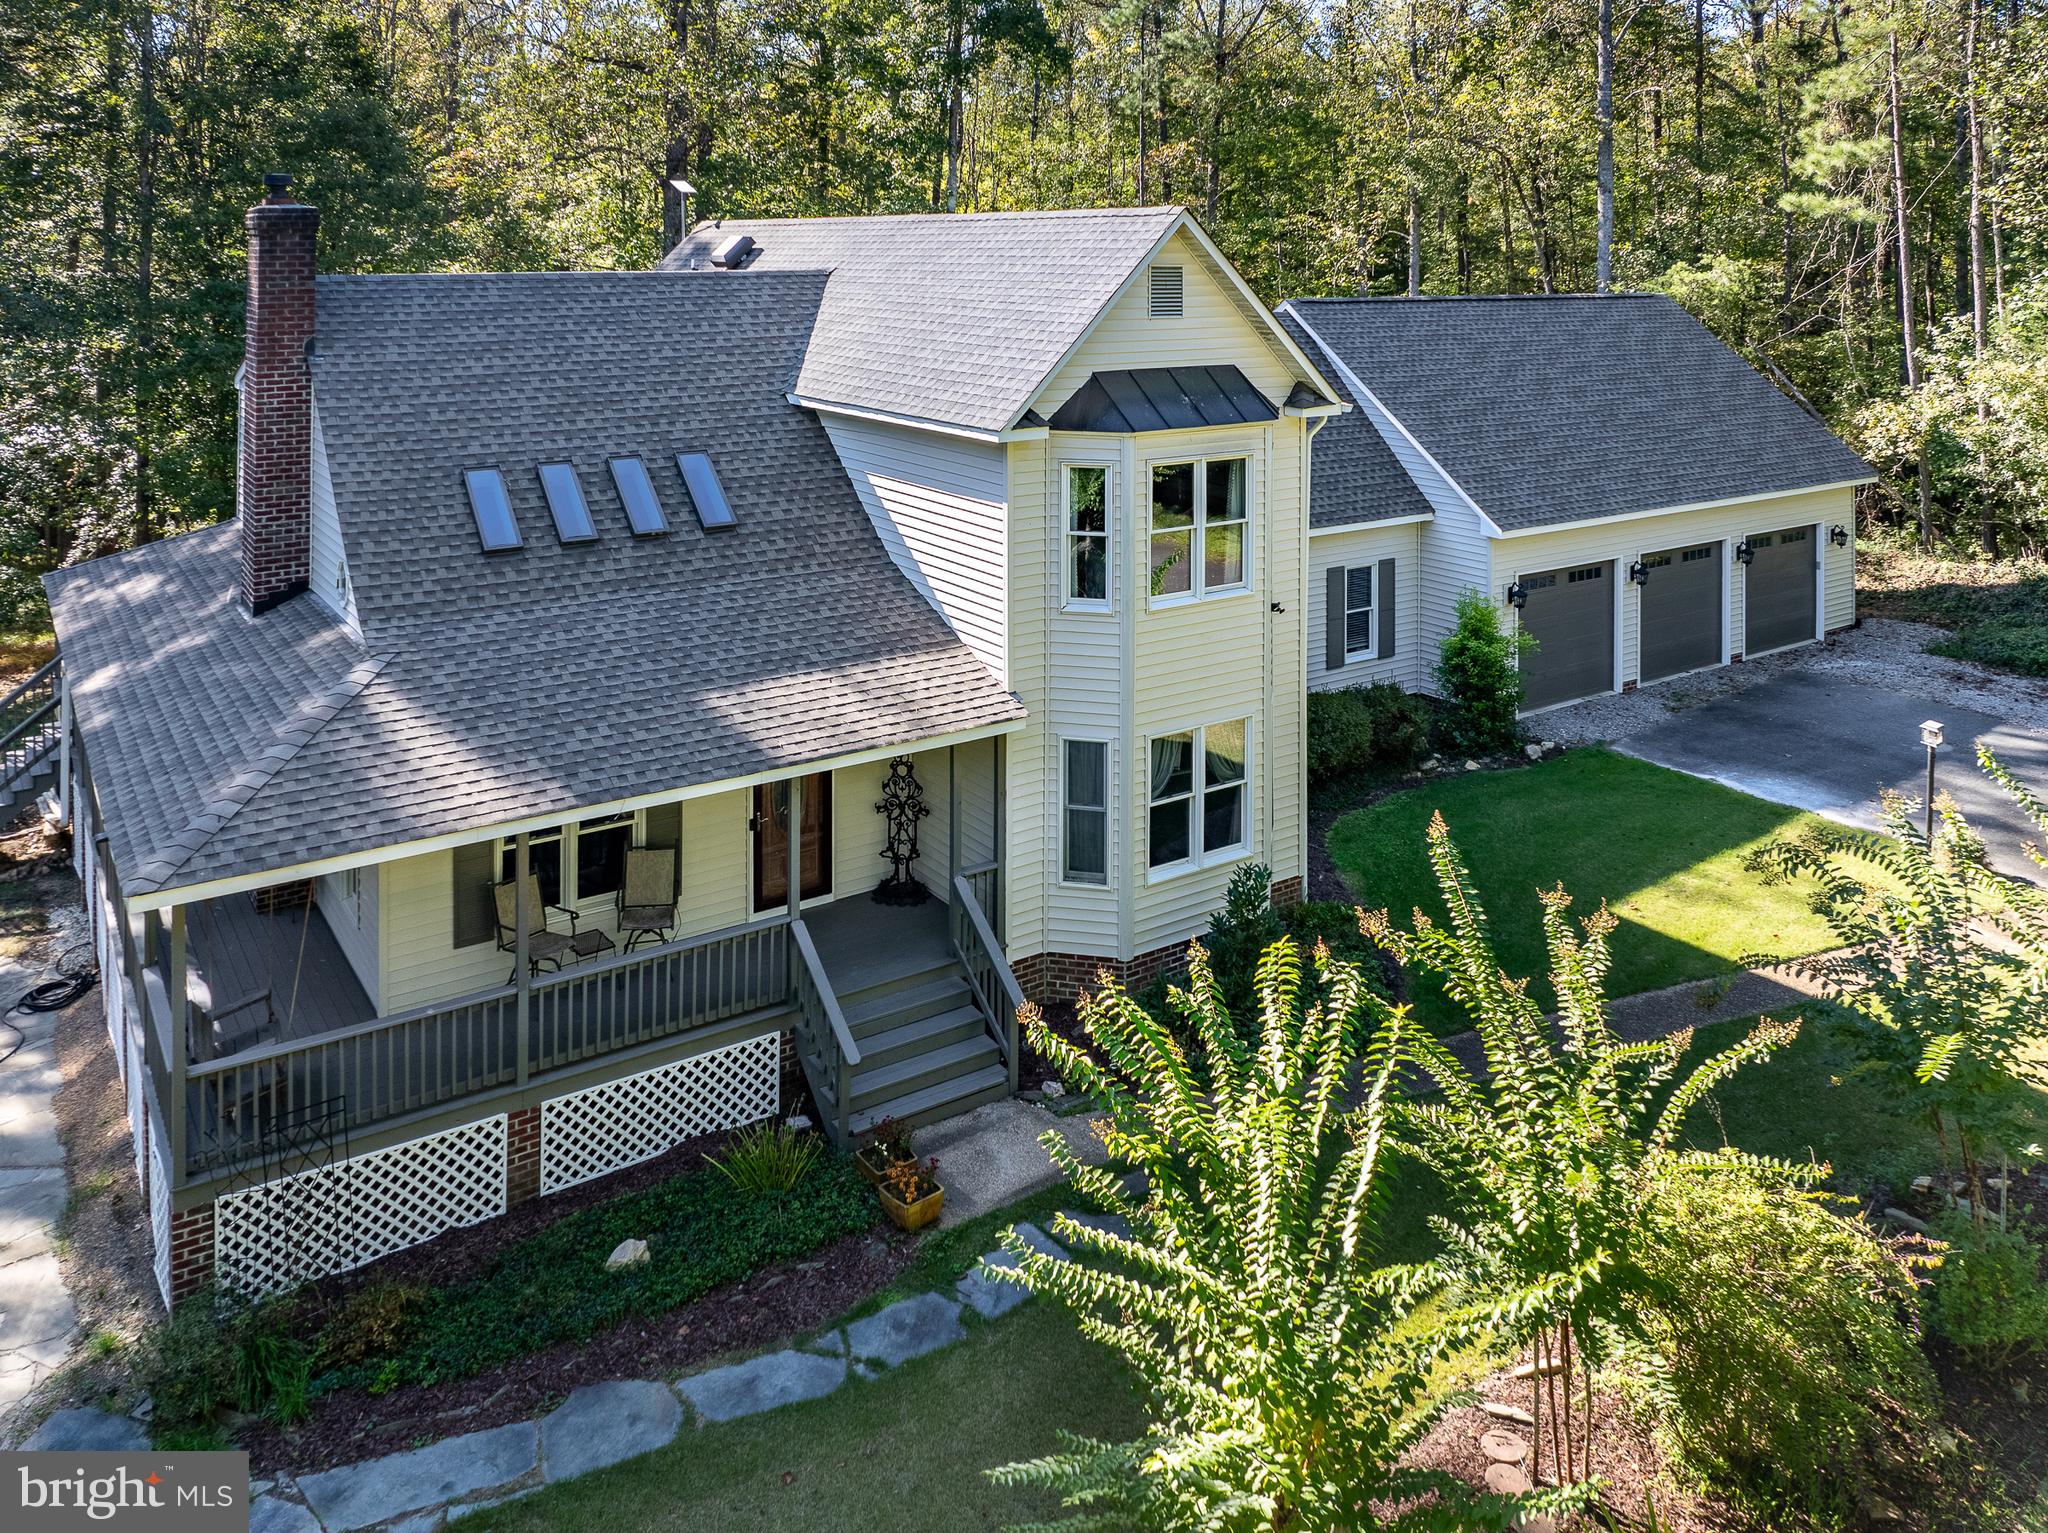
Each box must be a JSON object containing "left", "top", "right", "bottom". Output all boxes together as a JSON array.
[
  {"left": 1888, "top": 32, "right": 1932, "bottom": 553},
  {"left": 1595, "top": 0, "right": 1614, "bottom": 291},
  {"left": 1692, "top": 0, "right": 1705, "bottom": 253},
  {"left": 1136, "top": 6, "right": 1149, "bottom": 204},
  {"left": 945, "top": 12, "right": 965, "bottom": 212},
  {"left": 661, "top": 0, "right": 694, "bottom": 251},
  {"left": 133, "top": 1, "right": 157, "bottom": 547},
  {"left": 1964, "top": 0, "right": 1994, "bottom": 556}
]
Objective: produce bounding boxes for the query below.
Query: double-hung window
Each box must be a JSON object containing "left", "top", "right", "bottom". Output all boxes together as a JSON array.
[
  {"left": 1150, "top": 455, "right": 1250, "bottom": 600},
  {"left": 1148, "top": 720, "right": 1250, "bottom": 871},
  {"left": 1344, "top": 565, "right": 1375, "bottom": 660},
  {"left": 499, "top": 812, "right": 637, "bottom": 906},
  {"left": 1061, "top": 739, "right": 1109, "bottom": 885},
  {"left": 1065, "top": 465, "right": 1110, "bottom": 608}
]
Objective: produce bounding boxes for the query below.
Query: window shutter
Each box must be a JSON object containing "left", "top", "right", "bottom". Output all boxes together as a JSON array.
[
  {"left": 451, "top": 840, "right": 496, "bottom": 949},
  {"left": 1377, "top": 558, "right": 1398, "bottom": 661},
  {"left": 1325, "top": 565, "right": 1348, "bottom": 671},
  {"left": 642, "top": 800, "right": 681, "bottom": 851}
]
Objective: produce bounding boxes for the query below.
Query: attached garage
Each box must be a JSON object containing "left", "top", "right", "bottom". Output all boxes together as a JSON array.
[
  {"left": 1515, "top": 561, "right": 1614, "bottom": 710},
  {"left": 1637, "top": 541, "right": 1724, "bottom": 683},
  {"left": 1743, "top": 524, "right": 1819, "bottom": 656}
]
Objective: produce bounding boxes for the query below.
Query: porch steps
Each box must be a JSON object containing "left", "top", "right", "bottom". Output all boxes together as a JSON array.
[
  {"left": 0, "top": 757, "right": 56, "bottom": 826},
  {"left": 823, "top": 956, "right": 1010, "bottom": 1136}
]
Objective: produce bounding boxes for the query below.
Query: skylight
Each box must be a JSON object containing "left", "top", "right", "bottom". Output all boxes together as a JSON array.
[
  {"left": 676, "top": 452, "right": 736, "bottom": 531},
  {"left": 463, "top": 468, "right": 522, "bottom": 552},
  {"left": 608, "top": 457, "right": 669, "bottom": 537},
  {"left": 538, "top": 462, "right": 596, "bottom": 543}
]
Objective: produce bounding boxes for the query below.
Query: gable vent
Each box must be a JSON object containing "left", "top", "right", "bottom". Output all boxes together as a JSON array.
[{"left": 1148, "top": 264, "right": 1184, "bottom": 318}]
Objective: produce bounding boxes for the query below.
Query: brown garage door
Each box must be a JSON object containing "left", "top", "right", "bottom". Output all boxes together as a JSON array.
[
  {"left": 1518, "top": 561, "right": 1614, "bottom": 710},
  {"left": 1639, "top": 541, "right": 1723, "bottom": 683},
  {"left": 1744, "top": 525, "right": 1817, "bottom": 655}
]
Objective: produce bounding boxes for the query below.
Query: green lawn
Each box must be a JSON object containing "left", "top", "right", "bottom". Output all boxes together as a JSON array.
[
  {"left": 470, "top": 1302, "right": 1142, "bottom": 1533},
  {"left": 1325, "top": 748, "right": 1852, "bottom": 1031}
]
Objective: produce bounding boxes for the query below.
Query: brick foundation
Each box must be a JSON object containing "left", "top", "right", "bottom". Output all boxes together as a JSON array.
[
  {"left": 1014, "top": 940, "right": 1193, "bottom": 1006},
  {"left": 1269, "top": 876, "right": 1304, "bottom": 909},
  {"left": 168, "top": 1204, "right": 216, "bottom": 1305},
  {"left": 506, "top": 1106, "right": 541, "bottom": 1205}
]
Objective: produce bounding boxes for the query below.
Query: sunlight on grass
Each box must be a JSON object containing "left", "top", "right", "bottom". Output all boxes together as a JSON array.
[{"left": 1327, "top": 748, "right": 1855, "bottom": 1030}]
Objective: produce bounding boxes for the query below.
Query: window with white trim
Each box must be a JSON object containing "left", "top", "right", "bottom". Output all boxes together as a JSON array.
[
  {"left": 1150, "top": 456, "right": 1249, "bottom": 601},
  {"left": 1061, "top": 739, "right": 1109, "bottom": 885},
  {"left": 499, "top": 811, "right": 638, "bottom": 906},
  {"left": 1065, "top": 465, "right": 1109, "bottom": 608},
  {"left": 1343, "top": 565, "right": 1375, "bottom": 660},
  {"left": 1148, "top": 720, "right": 1250, "bottom": 871}
]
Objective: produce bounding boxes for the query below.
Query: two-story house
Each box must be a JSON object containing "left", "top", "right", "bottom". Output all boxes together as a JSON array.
[{"left": 40, "top": 186, "right": 1341, "bottom": 1303}]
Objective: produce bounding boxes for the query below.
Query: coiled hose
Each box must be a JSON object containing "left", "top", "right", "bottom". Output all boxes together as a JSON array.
[{"left": 0, "top": 940, "right": 97, "bottom": 1067}]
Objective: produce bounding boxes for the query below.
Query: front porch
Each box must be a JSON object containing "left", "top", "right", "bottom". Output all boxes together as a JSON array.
[{"left": 118, "top": 741, "right": 1013, "bottom": 1181}]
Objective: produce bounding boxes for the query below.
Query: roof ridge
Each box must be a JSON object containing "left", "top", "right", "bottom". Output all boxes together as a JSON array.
[
  {"left": 1286, "top": 292, "right": 1665, "bottom": 305},
  {"left": 129, "top": 653, "right": 391, "bottom": 895},
  {"left": 687, "top": 206, "right": 1182, "bottom": 229}
]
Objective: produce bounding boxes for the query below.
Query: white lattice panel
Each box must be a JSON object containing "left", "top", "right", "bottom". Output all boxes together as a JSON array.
[
  {"left": 125, "top": 1032, "right": 145, "bottom": 1193},
  {"left": 213, "top": 1116, "right": 507, "bottom": 1299},
  {"left": 541, "top": 1034, "right": 779, "bottom": 1194},
  {"left": 148, "top": 1110, "right": 171, "bottom": 1308}
]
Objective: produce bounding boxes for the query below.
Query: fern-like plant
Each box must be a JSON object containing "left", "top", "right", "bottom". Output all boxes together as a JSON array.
[
  {"left": 988, "top": 937, "right": 1584, "bottom": 1532},
  {"left": 1745, "top": 753, "right": 2048, "bottom": 1225},
  {"left": 1362, "top": 811, "right": 1801, "bottom": 1490}
]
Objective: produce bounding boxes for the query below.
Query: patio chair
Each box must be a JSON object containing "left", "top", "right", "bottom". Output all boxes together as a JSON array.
[
  {"left": 493, "top": 875, "right": 580, "bottom": 981},
  {"left": 617, "top": 847, "right": 678, "bottom": 952}
]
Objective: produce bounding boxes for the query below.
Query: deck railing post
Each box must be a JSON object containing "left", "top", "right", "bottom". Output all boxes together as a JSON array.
[
  {"left": 514, "top": 833, "right": 530, "bottom": 1086},
  {"left": 167, "top": 903, "right": 187, "bottom": 1182}
]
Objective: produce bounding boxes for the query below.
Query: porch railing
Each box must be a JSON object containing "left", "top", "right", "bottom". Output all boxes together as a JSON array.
[
  {"left": 950, "top": 874, "right": 1022, "bottom": 1095},
  {"left": 788, "top": 917, "right": 861, "bottom": 1146},
  {"left": 181, "top": 919, "right": 799, "bottom": 1175},
  {"left": 962, "top": 859, "right": 1002, "bottom": 942},
  {"left": 0, "top": 657, "right": 61, "bottom": 792}
]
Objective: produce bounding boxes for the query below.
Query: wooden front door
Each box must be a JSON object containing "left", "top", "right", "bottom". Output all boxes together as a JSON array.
[{"left": 753, "top": 773, "right": 832, "bottom": 913}]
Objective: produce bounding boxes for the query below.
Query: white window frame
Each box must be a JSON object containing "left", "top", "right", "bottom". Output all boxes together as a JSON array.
[
  {"left": 498, "top": 810, "right": 644, "bottom": 915},
  {"left": 1146, "top": 719, "right": 1253, "bottom": 879},
  {"left": 1058, "top": 736, "right": 1113, "bottom": 888},
  {"left": 1342, "top": 563, "right": 1376, "bottom": 662},
  {"left": 1060, "top": 461, "right": 1114, "bottom": 613},
  {"left": 1148, "top": 452, "right": 1253, "bottom": 607}
]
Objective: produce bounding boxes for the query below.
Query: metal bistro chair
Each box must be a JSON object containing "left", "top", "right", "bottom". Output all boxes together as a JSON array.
[
  {"left": 494, "top": 874, "right": 581, "bottom": 981},
  {"left": 617, "top": 846, "right": 679, "bottom": 953}
]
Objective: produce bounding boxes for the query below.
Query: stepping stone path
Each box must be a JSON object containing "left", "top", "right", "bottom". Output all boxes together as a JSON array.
[
  {"left": 21, "top": 1407, "right": 150, "bottom": 1451},
  {"left": 540, "top": 1381, "right": 681, "bottom": 1478},
  {"left": 677, "top": 1349, "right": 846, "bottom": 1423},
  {"left": 228, "top": 1216, "right": 1088, "bottom": 1530}
]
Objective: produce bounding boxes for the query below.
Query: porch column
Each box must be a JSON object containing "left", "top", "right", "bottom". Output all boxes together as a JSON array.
[
  {"left": 947, "top": 746, "right": 960, "bottom": 887},
  {"left": 167, "top": 904, "right": 187, "bottom": 1182},
  {"left": 992, "top": 734, "right": 1007, "bottom": 939},
  {"left": 785, "top": 775, "right": 803, "bottom": 921},
  {"left": 513, "top": 832, "right": 530, "bottom": 1086},
  {"left": 56, "top": 680, "right": 71, "bottom": 824}
]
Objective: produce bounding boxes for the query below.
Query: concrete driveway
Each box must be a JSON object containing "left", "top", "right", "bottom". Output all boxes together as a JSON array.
[{"left": 1615, "top": 668, "right": 2047, "bottom": 881}]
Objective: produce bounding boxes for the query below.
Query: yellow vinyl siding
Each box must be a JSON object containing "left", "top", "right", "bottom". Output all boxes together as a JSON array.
[
  {"left": 1308, "top": 523, "right": 1427, "bottom": 692},
  {"left": 1036, "top": 230, "right": 1302, "bottom": 416},
  {"left": 1003, "top": 436, "right": 1052, "bottom": 960},
  {"left": 1490, "top": 485, "right": 1857, "bottom": 693}
]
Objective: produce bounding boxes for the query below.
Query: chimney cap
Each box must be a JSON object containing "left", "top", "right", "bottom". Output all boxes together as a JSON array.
[{"left": 263, "top": 172, "right": 293, "bottom": 199}]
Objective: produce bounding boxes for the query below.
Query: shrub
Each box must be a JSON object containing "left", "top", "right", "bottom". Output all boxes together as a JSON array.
[
  {"left": 993, "top": 940, "right": 1583, "bottom": 1529},
  {"left": 1170, "top": 866, "right": 1383, "bottom": 1032},
  {"left": 141, "top": 1291, "right": 239, "bottom": 1434},
  {"left": 316, "top": 1152, "right": 875, "bottom": 1392},
  {"left": 1626, "top": 1171, "right": 1938, "bottom": 1526},
  {"left": 313, "top": 1281, "right": 430, "bottom": 1374},
  {"left": 1434, "top": 589, "right": 1531, "bottom": 755},
  {"left": 1306, "top": 682, "right": 1435, "bottom": 786},
  {"left": 236, "top": 1313, "right": 310, "bottom": 1424},
  {"left": 708, "top": 1121, "right": 821, "bottom": 1195},
  {"left": 1928, "top": 1218, "right": 2048, "bottom": 1366}
]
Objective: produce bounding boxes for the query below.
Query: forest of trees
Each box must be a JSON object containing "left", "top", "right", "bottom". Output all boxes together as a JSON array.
[{"left": 2, "top": 0, "right": 2044, "bottom": 629}]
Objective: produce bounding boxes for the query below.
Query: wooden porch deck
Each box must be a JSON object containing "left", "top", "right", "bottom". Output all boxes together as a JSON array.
[{"left": 184, "top": 894, "right": 376, "bottom": 1042}]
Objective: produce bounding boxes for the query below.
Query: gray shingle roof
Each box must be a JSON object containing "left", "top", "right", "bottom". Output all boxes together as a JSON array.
[
  {"left": 48, "top": 270, "right": 1022, "bottom": 898},
  {"left": 1282, "top": 294, "right": 1874, "bottom": 533},
  {"left": 1272, "top": 309, "right": 1435, "bottom": 529},
  {"left": 662, "top": 209, "right": 1185, "bottom": 433}
]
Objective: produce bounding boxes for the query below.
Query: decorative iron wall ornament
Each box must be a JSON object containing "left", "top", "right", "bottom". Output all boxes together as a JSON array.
[{"left": 873, "top": 755, "right": 931, "bottom": 905}]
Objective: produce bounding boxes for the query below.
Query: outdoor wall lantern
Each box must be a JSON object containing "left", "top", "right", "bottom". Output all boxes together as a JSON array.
[
  {"left": 1734, "top": 539, "right": 1755, "bottom": 566},
  {"left": 1627, "top": 561, "right": 1650, "bottom": 587},
  {"left": 1828, "top": 524, "right": 1850, "bottom": 548},
  {"left": 1505, "top": 581, "right": 1528, "bottom": 610}
]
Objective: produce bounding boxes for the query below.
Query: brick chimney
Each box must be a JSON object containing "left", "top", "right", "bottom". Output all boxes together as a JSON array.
[{"left": 238, "top": 173, "right": 319, "bottom": 614}]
